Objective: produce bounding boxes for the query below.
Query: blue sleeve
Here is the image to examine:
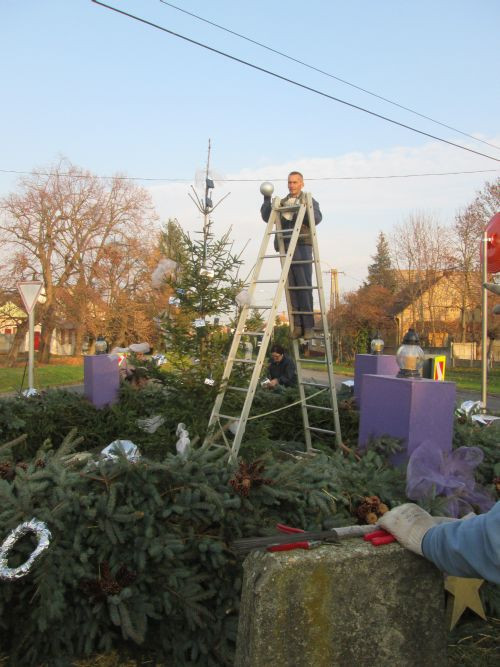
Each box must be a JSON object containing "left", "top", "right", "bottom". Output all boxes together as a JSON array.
[
  {"left": 312, "top": 198, "right": 322, "bottom": 225},
  {"left": 261, "top": 197, "right": 272, "bottom": 222},
  {"left": 421, "top": 502, "right": 500, "bottom": 583}
]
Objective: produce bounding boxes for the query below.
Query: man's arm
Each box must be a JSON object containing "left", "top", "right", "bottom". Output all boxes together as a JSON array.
[
  {"left": 421, "top": 502, "right": 500, "bottom": 583},
  {"left": 379, "top": 502, "right": 500, "bottom": 584},
  {"left": 261, "top": 196, "right": 272, "bottom": 222},
  {"left": 311, "top": 197, "right": 322, "bottom": 226}
]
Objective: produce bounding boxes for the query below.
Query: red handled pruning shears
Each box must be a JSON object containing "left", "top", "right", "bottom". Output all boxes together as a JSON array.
[
  {"left": 267, "top": 523, "right": 322, "bottom": 552},
  {"left": 363, "top": 528, "right": 396, "bottom": 546}
]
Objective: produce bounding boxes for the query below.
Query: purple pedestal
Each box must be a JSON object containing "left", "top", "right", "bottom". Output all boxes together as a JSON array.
[
  {"left": 354, "top": 354, "right": 399, "bottom": 407},
  {"left": 84, "top": 355, "right": 120, "bottom": 408},
  {"left": 358, "top": 375, "right": 456, "bottom": 464}
]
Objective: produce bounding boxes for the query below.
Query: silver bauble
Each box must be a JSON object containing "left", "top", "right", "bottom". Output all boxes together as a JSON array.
[{"left": 260, "top": 181, "right": 274, "bottom": 197}]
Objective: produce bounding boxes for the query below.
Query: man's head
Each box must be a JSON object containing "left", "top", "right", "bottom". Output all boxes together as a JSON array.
[
  {"left": 287, "top": 171, "right": 304, "bottom": 198},
  {"left": 270, "top": 343, "right": 285, "bottom": 362}
]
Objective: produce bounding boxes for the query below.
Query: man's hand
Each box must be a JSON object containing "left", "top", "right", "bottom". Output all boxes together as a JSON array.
[
  {"left": 268, "top": 378, "right": 279, "bottom": 389},
  {"left": 378, "top": 504, "right": 438, "bottom": 555}
]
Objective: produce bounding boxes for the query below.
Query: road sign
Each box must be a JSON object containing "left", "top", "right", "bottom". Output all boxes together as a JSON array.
[
  {"left": 481, "top": 212, "right": 500, "bottom": 274},
  {"left": 17, "top": 281, "right": 43, "bottom": 314},
  {"left": 433, "top": 355, "right": 446, "bottom": 381}
]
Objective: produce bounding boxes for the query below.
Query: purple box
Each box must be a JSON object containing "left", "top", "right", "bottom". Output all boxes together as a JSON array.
[
  {"left": 358, "top": 375, "right": 456, "bottom": 464},
  {"left": 354, "top": 354, "right": 399, "bottom": 407},
  {"left": 84, "top": 355, "right": 120, "bottom": 408}
]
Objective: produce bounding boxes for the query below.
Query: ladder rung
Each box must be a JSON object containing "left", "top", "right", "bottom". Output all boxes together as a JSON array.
[
  {"left": 306, "top": 426, "right": 336, "bottom": 434},
  {"left": 297, "top": 358, "right": 327, "bottom": 364},
  {"left": 304, "top": 404, "right": 333, "bottom": 412},
  {"left": 255, "top": 280, "right": 280, "bottom": 284},
  {"left": 232, "top": 358, "right": 257, "bottom": 364},
  {"left": 268, "top": 231, "right": 308, "bottom": 237},
  {"left": 301, "top": 381, "right": 330, "bottom": 388},
  {"left": 261, "top": 254, "right": 286, "bottom": 258},
  {"left": 249, "top": 305, "right": 272, "bottom": 309},
  {"left": 244, "top": 331, "right": 264, "bottom": 336},
  {"left": 275, "top": 204, "right": 300, "bottom": 212},
  {"left": 287, "top": 286, "right": 319, "bottom": 290},
  {"left": 227, "top": 386, "right": 249, "bottom": 393},
  {"left": 216, "top": 413, "right": 240, "bottom": 420},
  {"left": 291, "top": 260, "right": 314, "bottom": 264}
]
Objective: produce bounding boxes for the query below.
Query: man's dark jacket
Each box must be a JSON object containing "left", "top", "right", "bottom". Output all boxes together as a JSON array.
[{"left": 268, "top": 354, "right": 297, "bottom": 387}]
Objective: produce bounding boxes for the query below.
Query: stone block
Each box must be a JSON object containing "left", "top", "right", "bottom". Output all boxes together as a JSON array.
[
  {"left": 84, "top": 354, "right": 119, "bottom": 408},
  {"left": 235, "top": 539, "right": 446, "bottom": 667},
  {"left": 358, "top": 375, "right": 456, "bottom": 464},
  {"left": 354, "top": 354, "right": 399, "bottom": 407}
]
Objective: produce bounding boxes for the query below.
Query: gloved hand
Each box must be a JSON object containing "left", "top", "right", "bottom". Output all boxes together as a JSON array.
[{"left": 378, "top": 504, "right": 444, "bottom": 555}]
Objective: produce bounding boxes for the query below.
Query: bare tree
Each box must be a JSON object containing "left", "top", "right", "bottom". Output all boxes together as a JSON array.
[
  {"left": 0, "top": 159, "right": 157, "bottom": 361},
  {"left": 448, "top": 178, "right": 500, "bottom": 341},
  {"left": 391, "top": 212, "right": 451, "bottom": 341}
]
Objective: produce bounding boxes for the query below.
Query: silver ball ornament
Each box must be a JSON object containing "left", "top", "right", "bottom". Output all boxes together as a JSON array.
[{"left": 260, "top": 181, "right": 274, "bottom": 197}]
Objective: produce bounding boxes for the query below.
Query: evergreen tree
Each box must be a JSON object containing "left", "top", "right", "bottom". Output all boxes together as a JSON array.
[{"left": 366, "top": 232, "right": 396, "bottom": 292}]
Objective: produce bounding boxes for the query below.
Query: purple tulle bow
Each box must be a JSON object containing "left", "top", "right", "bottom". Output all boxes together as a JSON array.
[{"left": 406, "top": 440, "right": 495, "bottom": 517}]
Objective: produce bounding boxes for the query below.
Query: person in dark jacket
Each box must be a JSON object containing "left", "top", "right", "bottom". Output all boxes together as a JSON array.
[
  {"left": 261, "top": 171, "right": 322, "bottom": 340},
  {"left": 265, "top": 344, "right": 297, "bottom": 389}
]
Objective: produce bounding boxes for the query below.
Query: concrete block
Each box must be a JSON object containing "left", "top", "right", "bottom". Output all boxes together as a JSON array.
[
  {"left": 235, "top": 539, "right": 446, "bottom": 667},
  {"left": 84, "top": 354, "right": 119, "bottom": 408},
  {"left": 358, "top": 375, "right": 456, "bottom": 464},
  {"left": 354, "top": 354, "right": 399, "bottom": 407}
]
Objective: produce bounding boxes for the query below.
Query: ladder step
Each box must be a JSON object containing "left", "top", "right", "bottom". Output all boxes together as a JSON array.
[
  {"left": 249, "top": 305, "right": 272, "bottom": 309},
  {"left": 276, "top": 204, "right": 300, "bottom": 212},
  {"left": 304, "top": 404, "right": 333, "bottom": 412},
  {"left": 255, "top": 280, "right": 280, "bottom": 284},
  {"left": 260, "top": 254, "right": 286, "bottom": 258},
  {"left": 244, "top": 331, "right": 264, "bottom": 336},
  {"left": 301, "top": 381, "right": 330, "bottom": 388},
  {"left": 287, "top": 286, "right": 319, "bottom": 290},
  {"left": 297, "top": 358, "right": 327, "bottom": 364},
  {"left": 231, "top": 358, "right": 257, "bottom": 364},
  {"left": 216, "top": 413, "right": 240, "bottom": 421},
  {"left": 227, "top": 386, "right": 249, "bottom": 393},
  {"left": 268, "top": 231, "right": 309, "bottom": 237},
  {"left": 306, "top": 426, "right": 336, "bottom": 435}
]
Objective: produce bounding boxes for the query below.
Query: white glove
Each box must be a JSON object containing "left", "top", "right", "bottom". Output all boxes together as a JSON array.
[{"left": 378, "top": 504, "right": 439, "bottom": 555}]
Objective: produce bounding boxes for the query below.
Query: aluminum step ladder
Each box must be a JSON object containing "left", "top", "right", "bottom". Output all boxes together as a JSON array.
[{"left": 205, "top": 193, "right": 342, "bottom": 462}]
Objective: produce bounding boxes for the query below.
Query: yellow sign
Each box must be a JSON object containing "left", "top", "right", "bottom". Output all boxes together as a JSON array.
[{"left": 432, "top": 355, "right": 446, "bottom": 381}]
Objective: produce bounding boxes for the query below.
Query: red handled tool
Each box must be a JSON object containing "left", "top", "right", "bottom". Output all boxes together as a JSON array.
[{"left": 363, "top": 528, "right": 396, "bottom": 546}]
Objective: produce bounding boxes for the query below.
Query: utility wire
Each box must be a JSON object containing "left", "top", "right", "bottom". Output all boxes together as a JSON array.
[
  {"left": 1, "top": 167, "right": 498, "bottom": 183},
  {"left": 91, "top": 1, "right": 500, "bottom": 164},
  {"left": 159, "top": 0, "right": 500, "bottom": 152}
]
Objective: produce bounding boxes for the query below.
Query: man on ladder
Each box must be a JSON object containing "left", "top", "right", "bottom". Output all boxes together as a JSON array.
[
  {"left": 261, "top": 171, "right": 322, "bottom": 340},
  {"left": 205, "top": 174, "right": 341, "bottom": 459}
]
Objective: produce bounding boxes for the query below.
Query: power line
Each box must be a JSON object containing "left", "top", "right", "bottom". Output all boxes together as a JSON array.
[
  {"left": 0, "top": 167, "right": 498, "bottom": 183},
  {"left": 90, "top": 1, "right": 500, "bottom": 164},
  {"left": 158, "top": 0, "right": 500, "bottom": 153}
]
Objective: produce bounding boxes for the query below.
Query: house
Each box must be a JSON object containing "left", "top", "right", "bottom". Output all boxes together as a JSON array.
[
  {"left": 391, "top": 271, "right": 482, "bottom": 347},
  {"left": 0, "top": 301, "right": 77, "bottom": 356}
]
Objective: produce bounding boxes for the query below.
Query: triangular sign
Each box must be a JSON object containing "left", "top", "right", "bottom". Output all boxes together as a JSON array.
[{"left": 17, "top": 281, "right": 43, "bottom": 314}]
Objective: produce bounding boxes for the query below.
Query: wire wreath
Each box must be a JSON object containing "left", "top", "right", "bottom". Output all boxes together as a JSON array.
[{"left": 0, "top": 519, "right": 51, "bottom": 581}]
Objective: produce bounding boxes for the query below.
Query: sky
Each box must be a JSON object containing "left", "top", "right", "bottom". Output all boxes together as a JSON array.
[{"left": 1, "top": 0, "right": 499, "bottom": 307}]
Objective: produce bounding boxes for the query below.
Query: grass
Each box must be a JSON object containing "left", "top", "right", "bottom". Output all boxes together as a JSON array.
[
  {"left": 0, "top": 363, "right": 83, "bottom": 394},
  {"left": 0, "top": 358, "right": 498, "bottom": 395}
]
